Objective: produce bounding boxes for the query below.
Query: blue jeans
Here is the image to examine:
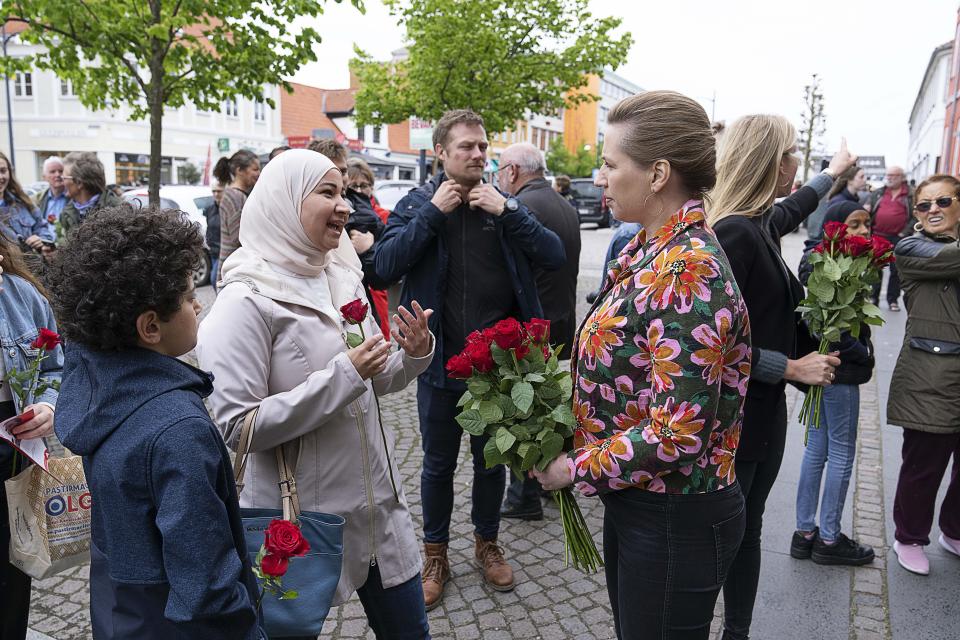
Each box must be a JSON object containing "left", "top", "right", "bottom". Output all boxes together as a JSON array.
[
  {"left": 795, "top": 383, "right": 860, "bottom": 542},
  {"left": 417, "top": 384, "right": 505, "bottom": 543},
  {"left": 209, "top": 254, "right": 219, "bottom": 292}
]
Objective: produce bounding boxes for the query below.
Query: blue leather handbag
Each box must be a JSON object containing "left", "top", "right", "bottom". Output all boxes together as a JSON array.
[{"left": 233, "top": 409, "right": 345, "bottom": 638}]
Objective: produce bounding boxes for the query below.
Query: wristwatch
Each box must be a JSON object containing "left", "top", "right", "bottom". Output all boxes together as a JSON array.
[{"left": 503, "top": 197, "right": 520, "bottom": 214}]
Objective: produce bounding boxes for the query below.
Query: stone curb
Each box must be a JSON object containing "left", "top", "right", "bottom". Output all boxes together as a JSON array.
[{"left": 849, "top": 376, "right": 891, "bottom": 640}]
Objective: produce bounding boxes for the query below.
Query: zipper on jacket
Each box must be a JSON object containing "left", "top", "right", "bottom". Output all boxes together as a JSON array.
[
  {"left": 354, "top": 399, "right": 379, "bottom": 567},
  {"left": 373, "top": 392, "right": 400, "bottom": 502},
  {"left": 462, "top": 211, "right": 467, "bottom": 346}
]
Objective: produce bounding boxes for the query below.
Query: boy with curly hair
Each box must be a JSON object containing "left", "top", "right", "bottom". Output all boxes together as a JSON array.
[{"left": 46, "top": 206, "right": 261, "bottom": 639}]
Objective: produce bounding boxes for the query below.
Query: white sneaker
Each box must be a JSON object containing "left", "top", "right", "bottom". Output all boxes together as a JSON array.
[
  {"left": 894, "top": 541, "right": 930, "bottom": 575},
  {"left": 939, "top": 533, "right": 960, "bottom": 558}
]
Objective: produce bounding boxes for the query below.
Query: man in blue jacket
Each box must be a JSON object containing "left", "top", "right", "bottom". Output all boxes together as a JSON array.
[{"left": 375, "top": 109, "right": 565, "bottom": 610}]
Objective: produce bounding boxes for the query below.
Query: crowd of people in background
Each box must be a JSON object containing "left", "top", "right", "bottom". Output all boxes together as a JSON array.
[{"left": 0, "top": 87, "right": 958, "bottom": 640}]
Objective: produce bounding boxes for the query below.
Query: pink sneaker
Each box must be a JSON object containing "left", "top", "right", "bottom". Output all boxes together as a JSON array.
[
  {"left": 894, "top": 541, "right": 930, "bottom": 575},
  {"left": 939, "top": 533, "right": 960, "bottom": 558}
]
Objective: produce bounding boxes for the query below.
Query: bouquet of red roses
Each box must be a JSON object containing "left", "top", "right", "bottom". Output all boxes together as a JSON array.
[
  {"left": 447, "top": 317, "right": 602, "bottom": 573},
  {"left": 797, "top": 223, "right": 894, "bottom": 442}
]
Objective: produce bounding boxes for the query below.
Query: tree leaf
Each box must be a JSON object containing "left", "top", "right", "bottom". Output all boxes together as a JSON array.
[
  {"left": 455, "top": 409, "right": 487, "bottom": 436},
  {"left": 512, "top": 381, "right": 535, "bottom": 414}
]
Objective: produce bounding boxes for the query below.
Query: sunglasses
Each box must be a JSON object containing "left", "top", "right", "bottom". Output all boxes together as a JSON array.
[{"left": 915, "top": 196, "right": 959, "bottom": 213}]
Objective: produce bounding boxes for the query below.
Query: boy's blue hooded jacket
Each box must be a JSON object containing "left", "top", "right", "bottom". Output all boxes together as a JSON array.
[{"left": 54, "top": 345, "right": 260, "bottom": 639}]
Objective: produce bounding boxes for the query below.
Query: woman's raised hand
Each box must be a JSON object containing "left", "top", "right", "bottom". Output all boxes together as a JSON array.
[
  {"left": 828, "top": 138, "right": 858, "bottom": 177},
  {"left": 391, "top": 301, "right": 434, "bottom": 358},
  {"left": 347, "top": 336, "right": 391, "bottom": 380}
]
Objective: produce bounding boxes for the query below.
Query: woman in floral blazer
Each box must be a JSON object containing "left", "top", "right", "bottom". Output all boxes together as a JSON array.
[{"left": 533, "top": 91, "right": 750, "bottom": 640}]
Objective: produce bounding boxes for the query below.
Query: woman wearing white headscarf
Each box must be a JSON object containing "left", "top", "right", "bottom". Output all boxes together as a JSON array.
[{"left": 197, "top": 149, "right": 434, "bottom": 639}]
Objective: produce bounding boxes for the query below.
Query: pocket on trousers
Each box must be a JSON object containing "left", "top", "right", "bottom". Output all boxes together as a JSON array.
[{"left": 713, "top": 505, "right": 745, "bottom": 585}]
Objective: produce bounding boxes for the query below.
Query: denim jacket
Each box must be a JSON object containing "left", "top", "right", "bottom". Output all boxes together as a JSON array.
[
  {"left": 0, "top": 274, "right": 63, "bottom": 412},
  {"left": 0, "top": 198, "right": 55, "bottom": 244}
]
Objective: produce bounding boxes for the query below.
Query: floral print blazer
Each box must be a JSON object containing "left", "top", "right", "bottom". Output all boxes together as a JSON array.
[{"left": 568, "top": 201, "right": 751, "bottom": 496}]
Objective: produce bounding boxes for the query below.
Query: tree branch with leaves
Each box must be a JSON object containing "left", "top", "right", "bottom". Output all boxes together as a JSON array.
[{"left": 798, "top": 73, "right": 826, "bottom": 183}]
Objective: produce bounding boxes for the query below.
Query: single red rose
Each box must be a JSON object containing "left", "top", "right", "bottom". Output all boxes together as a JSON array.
[
  {"left": 463, "top": 341, "right": 494, "bottom": 373},
  {"left": 524, "top": 318, "right": 551, "bottom": 345},
  {"left": 515, "top": 343, "right": 530, "bottom": 360},
  {"left": 811, "top": 243, "right": 825, "bottom": 254},
  {"left": 840, "top": 235, "right": 871, "bottom": 257},
  {"left": 465, "top": 330, "right": 493, "bottom": 347},
  {"left": 31, "top": 328, "right": 61, "bottom": 351},
  {"left": 264, "top": 519, "right": 310, "bottom": 558},
  {"left": 260, "top": 552, "right": 289, "bottom": 577},
  {"left": 869, "top": 236, "right": 895, "bottom": 266},
  {"left": 822, "top": 221, "right": 848, "bottom": 242},
  {"left": 491, "top": 318, "right": 524, "bottom": 350},
  {"left": 47, "top": 213, "right": 57, "bottom": 224},
  {"left": 445, "top": 354, "right": 474, "bottom": 379},
  {"left": 340, "top": 299, "right": 369, "bottom": 325}
]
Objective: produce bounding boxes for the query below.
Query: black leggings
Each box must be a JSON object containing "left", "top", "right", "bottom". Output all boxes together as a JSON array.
[
  {"left": 0, "top": 401, "right": 31, "bottom": 640},
  {"left": 601, "top": 483, "right": 745, "bottom": 640},
  {"left": 721, "top": 396, "right": 787, "bottom": 640}
]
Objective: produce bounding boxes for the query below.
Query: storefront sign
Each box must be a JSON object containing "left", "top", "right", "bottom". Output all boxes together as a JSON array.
[
  {"left": 217, "top": 137, "right": 230, "bottom": 152},
  {"left": 409, "top": 118, "right": 434, "bottom": 151}
]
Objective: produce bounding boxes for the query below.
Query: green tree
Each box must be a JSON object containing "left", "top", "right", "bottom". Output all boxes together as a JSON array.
[
  {"left": 177, "top": 162, "right": 202, "bottom": 185},
  {"left": 545, "top": 136, "right": 597, "bottom": 178},
  {"left": 798, "top": 73, "right": 826, "bottom": 183},
  {"left": 350, "top": 0, "right": 632, "bottom": 134},
  {"left": 2, "top": 0, "right": 362, "bottom": 204}
]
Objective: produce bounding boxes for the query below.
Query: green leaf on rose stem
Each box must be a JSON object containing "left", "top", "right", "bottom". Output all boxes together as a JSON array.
[
  {"left": 529, "top": 346, "right": 546, "bottom": 369},
  {"left": 456, "top": 391, "right": 473, "bottom": 408},
  {"left": 478, "top": 400, "right": 504, "bottom": 423},
  {"left": 256, "top": 545, "right": 266, "bottom": 565},
  {"left": 807, "top": 251, "right": 824, "bottom": 265},
  {"left": 519, "top": 441, "right": 541, "bottom": 471},
  {"left": 346, "top": 332, "right": 364, "bottom": 349},
  {"left": 557, "top": 376, "right": 573, "bottom": 402},
  {"left": 540, "top": 430, "right": 565, "bottom": 461},
  {"left": 512, "top": 381, "right": 535, "bottom": 413},
  {"left": 863, "top": 316, "right": 884, "bottom": 326},
  {"left": 491, "top": 343, "right": 513, "bottom": 367},
  {"left": 467, "top": 379, "right": 491, "bottom": 396},
  {"left": 509, "top": 423, "right": 532, "bottom": 441},
  {"left": 525, "top": 372, "right": 546, "bottom": 383},
  {"left": 483, "top": 436, "right": 508, "bottom": 467},
  {"left": 861, "top": 303, "right": 882, "bottom": 319},
  {"left": 456, "top": 409, "right": 487, "bottom": 436},
  {"left": 538, "top": 380, "right": 561, "bottom": 400},
  {"left": 496, "top": 393, "right": 517, "bottom": 419},
  {"left": 495, "top": 426, "right": 517, "bottom": 454},
  {"left": 549, "top": 403, "right": 577, "bottom": 427},
  {"left": 822, "top": 259, "right": 842, "bottom": 282},
  {"left": 808, "top": 278, "right": 835, "bottom": 304},
  {"left": 280, "top": 590, "right": 299, "bottom": 600}
]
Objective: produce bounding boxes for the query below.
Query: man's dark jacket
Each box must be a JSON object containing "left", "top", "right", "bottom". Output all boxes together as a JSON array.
[
  {"left": 374, "top": 172, "right": 566, "bottom": 388},
  {"left": 515, "top": 177, "right": 581, "bottom": 359},
  {"left": 55, "top": 346, "right": 260, "bottom": 639}
]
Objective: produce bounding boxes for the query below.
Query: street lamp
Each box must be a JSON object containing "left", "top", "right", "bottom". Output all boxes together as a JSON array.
[{"left": 1, "top": 23, "right": 16, "bottom": 167}]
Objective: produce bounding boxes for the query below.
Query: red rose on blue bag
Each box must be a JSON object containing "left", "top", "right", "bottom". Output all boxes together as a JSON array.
[
  {"left": 264, "top": 519, "right": 310, "bottom": 558},
  {"left": 260, "top": 553, "right": 289, "bottom": 578}
]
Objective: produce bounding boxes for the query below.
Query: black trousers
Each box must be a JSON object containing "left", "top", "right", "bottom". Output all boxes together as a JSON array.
[
  {"left": 601, "top": 482, "right": 745, "bottom": 640},
  {"left": 0, "top": 401, "right": 31, "bottom": 640},
  {"left": 721, "top": 396, "right": 788, "bottom": 640}
]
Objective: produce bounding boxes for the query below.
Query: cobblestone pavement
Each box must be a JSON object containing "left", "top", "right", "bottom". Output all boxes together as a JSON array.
[{"left": 26, "top": 228, "right": 915, "bottom": 639}]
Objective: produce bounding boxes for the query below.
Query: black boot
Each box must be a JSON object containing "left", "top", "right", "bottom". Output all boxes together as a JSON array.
[
  {"left": 811, "top": 533, "right": 875, "bottom": 566},
  {"left": 500, "top": 500, "right": 543, "bottom": 521}
]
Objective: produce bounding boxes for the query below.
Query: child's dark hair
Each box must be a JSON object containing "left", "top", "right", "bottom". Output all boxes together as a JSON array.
[{"left": 45, "top": 206, "right": 204, "bottom": 350}]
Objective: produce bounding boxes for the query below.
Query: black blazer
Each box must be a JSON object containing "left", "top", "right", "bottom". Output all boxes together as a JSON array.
[{"left": 713, "top": 185, "right": 821, "bottom": 461}]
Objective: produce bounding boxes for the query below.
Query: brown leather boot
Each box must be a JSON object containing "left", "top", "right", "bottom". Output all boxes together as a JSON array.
[
  {"left": 474, "top": 533, "right": 515, "bottom": 592},
  {"left": 421, "top": 542, "right": 450, "bottom": 611}
]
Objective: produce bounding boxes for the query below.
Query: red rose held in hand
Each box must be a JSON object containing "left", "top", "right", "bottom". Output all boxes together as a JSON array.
[
  {"left": 264, "top": 519, "right": 310, "bottom": 558},
  {"left": 822, "top": 221, "right": 847, "bottom": 242},
  {"left": 840, "top": 235, "right": 871, "bottom": 257},
  {"left": 464, "top": 341, "right": 495, "bottom": 373},
  {"left": 340, "top": 299, "right": 369, "bottom": 325},
  {"left": 491, "top": 318, "right": 525, "bottom": 350},
  {"left": 869, "top": 236, "right": 895, "bottom": 266},
  {"left": 524, "top": 318, "right": 551, "bottom": 345},
  {"left": 260, "top": 553, "right": 289, "bottom": 577},
  {"left": 446, "top": 354, "right": 473, "bottom": 379},
  {"left": 31, "top": 328, "right": 61, "bottom": 351}
]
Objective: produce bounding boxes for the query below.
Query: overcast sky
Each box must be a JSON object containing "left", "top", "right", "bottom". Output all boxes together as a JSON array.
[{"left": 291, "top": 0, "right": 960, "bottom": 165}]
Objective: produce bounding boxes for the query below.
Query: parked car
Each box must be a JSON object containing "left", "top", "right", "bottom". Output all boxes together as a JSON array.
[
  {"left": 569, "top": 178, "right": 610, "bottom": 228},
  {"left": 373, "top": 180, "right": 418, "bottom": 213},
  {"left": 123, "top": 185, "right": 214, "bottom": 286}
]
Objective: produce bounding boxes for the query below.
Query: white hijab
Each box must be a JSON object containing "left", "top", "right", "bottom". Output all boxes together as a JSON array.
[{"left": 219, "top": 148, "right": 363, "bottom": 315}]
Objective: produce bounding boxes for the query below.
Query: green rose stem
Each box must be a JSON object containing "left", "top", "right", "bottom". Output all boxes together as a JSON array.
[{"left": 798, "top": 337, "right": 831, "bottom": 446}]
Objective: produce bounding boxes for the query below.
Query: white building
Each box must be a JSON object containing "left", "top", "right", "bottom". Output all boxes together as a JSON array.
[
  {"left": 907, "top": 41, "right": 953, "bottom": 182},
  {"left": 594, "top": 70, "right": 644, "bottom": 149},
  {"left": 0, "top": 34, "right": 283, "bottom": 187}
]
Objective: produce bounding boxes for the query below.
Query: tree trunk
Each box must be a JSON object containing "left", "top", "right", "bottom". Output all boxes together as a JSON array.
[{"left": 147, "top": 1, "right": 164, "bottom": 206}]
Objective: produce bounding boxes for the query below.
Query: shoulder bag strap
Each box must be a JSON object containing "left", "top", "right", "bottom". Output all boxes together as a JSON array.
[
  {"left": 233, "top": 407, "right": 259, "bottom": 497},
  {"left": 276, "top": 444, "right": 302, "bottom": 523}
]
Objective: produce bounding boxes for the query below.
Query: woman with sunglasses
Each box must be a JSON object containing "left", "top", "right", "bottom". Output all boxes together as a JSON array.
[{"left": 887, "top": 174, "right": 960, "bottom": 576}]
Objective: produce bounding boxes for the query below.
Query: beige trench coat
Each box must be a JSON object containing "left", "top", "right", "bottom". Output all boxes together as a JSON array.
[{"left": 196, "top": 268, "right": 433, "bottom": 605}]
